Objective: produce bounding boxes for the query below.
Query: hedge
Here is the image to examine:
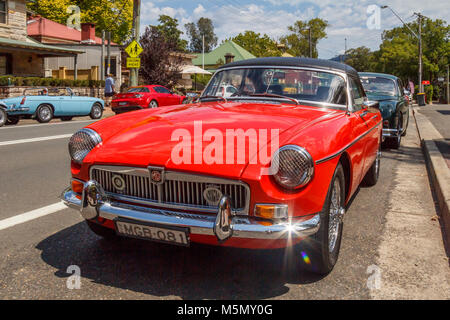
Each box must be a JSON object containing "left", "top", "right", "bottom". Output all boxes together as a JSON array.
[{"left": 0, "top": 76, "right": 105, "bottom": 88}]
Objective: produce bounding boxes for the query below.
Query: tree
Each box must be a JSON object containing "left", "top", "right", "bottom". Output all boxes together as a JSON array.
[
  {"left": 375, "top": 18, "right": 449, "bottom": 82},
  {"left": 185, "top": 17, "right": 218, "bottom": 53},
  {"left": 155, "top": 15, "right": 187, "bottom": 52},
  {"left": 230, "top": 31, "right": 282, "bottom": 57},
  {"left": 345, "top": 46, "right": 376, "bottom": 72},
  {"left": 139, "top": 26, "right": 184, "bottom": 89},
  {"left": 280, "top": 18, "right": 329, "bottom": 58},
  {"left": 27, "top": 0, "right": 133, "bottom": 44}
]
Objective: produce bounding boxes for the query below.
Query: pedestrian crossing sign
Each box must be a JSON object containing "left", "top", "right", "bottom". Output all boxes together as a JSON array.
[{"left": 125, "top": 40, "right": 143, "bottom": 58}]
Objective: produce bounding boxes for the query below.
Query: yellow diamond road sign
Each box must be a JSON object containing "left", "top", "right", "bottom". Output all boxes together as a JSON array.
[
  {"left": 125, "top": 40, "right": 143, "bottom": 58},
  {"left": 127, "top": 57, "right": 141, "bottom": 68}
]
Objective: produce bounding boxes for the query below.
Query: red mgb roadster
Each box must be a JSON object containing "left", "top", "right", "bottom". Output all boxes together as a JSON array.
[{"left": 61, "top": 58, "right": 382, "bottom": 274}]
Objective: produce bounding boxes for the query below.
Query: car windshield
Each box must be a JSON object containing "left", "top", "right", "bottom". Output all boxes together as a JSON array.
[
  {"left": 360, "top": 76, "right": 397, "bottom": 96},
  {"left": 202, "top": 67, "right": 347, "bottom": 106}
]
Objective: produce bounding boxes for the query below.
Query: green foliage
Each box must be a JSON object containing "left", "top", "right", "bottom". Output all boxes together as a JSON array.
[
  {"left": 155, "top": 15, "right": 187, "bottom": 52},
  {"left": 424, "top": 85, "right": 433, "bottom": 103},
  {"left": 185, "top": 18, "right": 218, "bottom": 52},
  {"left": 344, "top": 46, "right": 377, "bottom": 72},
  {"left": 229, "top": 31, "right": 282, "bottom": 57},
  {"left": 280, "top": 18, "right": 329, "bottom": 58},
  {"left": 27, "top": 0, "right": 133, "bottom": 44}
]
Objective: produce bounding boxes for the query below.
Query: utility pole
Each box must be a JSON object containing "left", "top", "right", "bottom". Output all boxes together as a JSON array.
[
  {"left": 130, "top": 0, "right": 141, "bottom": 87},
  {"left": 107, "top": 31, "right": 111, "bottom": 76},
  {"left": 202, "top": 34, "right": 205, "bottom": 70},
  {"left": 344, "top": 38, "right": 347, "bottom": 63},
  {"left": 447, "top": 64, "right": 449, "bottom": 104},
  {"left": 415, "top": 12, "right": 424, "bottom": 93},
  {"left": 101, "top": 30, "right": 105, "bottom": 81},
  {"left": 309, "top": 28, "right": 312, "bottom": 58}
]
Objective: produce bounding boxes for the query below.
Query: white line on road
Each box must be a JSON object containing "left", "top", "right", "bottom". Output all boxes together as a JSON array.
[
  {"left": 0, "top": 134, "right": 72, "bottom": 146},
  {"left": 0, "top": 202, "right": 67, "bottom": 231},
  {"left": 0, "top": 120, "right": 94, "bottom": 130}
]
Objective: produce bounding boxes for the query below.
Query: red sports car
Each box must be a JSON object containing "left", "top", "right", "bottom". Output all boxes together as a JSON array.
[
  {"left": 62, "top": 58, "right": 382, "bottom": 274},
  {"left": 111, "top": 85, "right": 187, "bottom": 114}
]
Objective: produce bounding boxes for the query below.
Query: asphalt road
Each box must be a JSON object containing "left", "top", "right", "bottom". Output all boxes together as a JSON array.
[{"left": 0, "top": 115, "right": 448, "bottom": 299}]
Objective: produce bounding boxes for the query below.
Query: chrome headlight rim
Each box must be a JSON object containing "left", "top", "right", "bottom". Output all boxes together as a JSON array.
[
  {"left": 271, "top": 144, "right": 315, "bottom": 190},
  {"left": 69, "top": 128, "right": 102, "bottom": 164}
]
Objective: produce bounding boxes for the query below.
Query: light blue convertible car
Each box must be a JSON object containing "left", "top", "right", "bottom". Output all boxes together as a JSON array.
[{"left": 0, "top": 87, "right": 104, "bottom": 126}]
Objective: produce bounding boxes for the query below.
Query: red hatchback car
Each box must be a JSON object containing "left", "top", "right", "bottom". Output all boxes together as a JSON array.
[
  {"left": 111, "top": 85, "right": 186, "bottom": 114},
  {"left": 62, "top": 58, "right": 382, "bottom": 275}
]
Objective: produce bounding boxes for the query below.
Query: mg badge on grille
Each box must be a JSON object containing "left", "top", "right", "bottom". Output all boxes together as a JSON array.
[
  {"left": 148, "top": 166, "right": 165, "bottom": 184},
  {"left": 112, "top": 175, "right": 126, "bottom": 191},
  {"left": 203, "top": 186, "right": 223, "bottom": 206}
]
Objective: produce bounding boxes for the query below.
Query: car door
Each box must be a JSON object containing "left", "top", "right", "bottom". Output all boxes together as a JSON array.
[
  {"left": 152, "top": 86, "right": 169, "bottom": 106},
  {"left": 57, "top": 89, "right": 86, "bottom": 115},
  {"left": 349, "top": 77, "right": 380, "bottom": 180}
]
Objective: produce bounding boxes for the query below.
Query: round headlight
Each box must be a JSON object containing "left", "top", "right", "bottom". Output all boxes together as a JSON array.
[
  {"left": 69, "top": 128, "right": 102, "bottom": 164},
  {"left": 270, "top": 145, "right": 314, "bottom": 190}
]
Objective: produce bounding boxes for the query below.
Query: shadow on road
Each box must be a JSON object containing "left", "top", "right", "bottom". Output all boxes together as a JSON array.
[{"left": 36, "top": 221, "right": 326, "bottom": 299}]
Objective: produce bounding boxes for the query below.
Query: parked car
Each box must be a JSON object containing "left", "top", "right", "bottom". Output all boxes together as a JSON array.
[
  {"left": 61, "top": 57, "right": 382, "bottom": 275},
  {"left": 111, "top": 85, "right": 187, "bottom": 115},
  {"left": 359, "top": 72, "right": 409, "bottom": 149},
  {"left": 0, "top": 87, "right": 104, "bottom": 125}
]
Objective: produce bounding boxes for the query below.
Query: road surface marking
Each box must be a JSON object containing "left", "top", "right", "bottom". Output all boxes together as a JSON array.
[
  {"left": 0, "top": 202, "right": 67, "bottom": 231},
  {"left": 0, "top": 120, "right": 95, "bottom": 130},
  {"left": 0, "top": 134, "right": 72, "bottom": 146}
]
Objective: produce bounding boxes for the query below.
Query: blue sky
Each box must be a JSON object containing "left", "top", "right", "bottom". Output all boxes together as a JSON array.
[{"left": 140, "top": 0, "right": 449, "bottom": 59}]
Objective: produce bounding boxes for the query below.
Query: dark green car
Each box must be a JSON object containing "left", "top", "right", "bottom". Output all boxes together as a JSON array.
[{"left": 359, "top": 72, "right": 409, "bottom": 149}]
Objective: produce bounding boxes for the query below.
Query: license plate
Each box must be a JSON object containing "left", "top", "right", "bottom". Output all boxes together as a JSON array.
[
  {"left": 115, "top": 219, "right": 190, "bottom": 246},
  {"left": 119, "top": 102, "right": 127, "bottom": 106}
]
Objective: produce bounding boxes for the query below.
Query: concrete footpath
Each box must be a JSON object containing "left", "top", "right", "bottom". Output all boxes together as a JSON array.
[
  {"left": 372, "top": 108, "right": 449, "bottom": 299},
  {"left": 413, "top": 104, "right": 450, "bottom": 248}
]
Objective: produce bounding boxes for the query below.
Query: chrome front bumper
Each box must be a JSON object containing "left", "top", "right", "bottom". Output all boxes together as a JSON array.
[
  {"left": 7, "top": 107, "right": 30, "bottom": 113},
  {"left": 60, "top": 180, "right": 320, "bottom": 242}
]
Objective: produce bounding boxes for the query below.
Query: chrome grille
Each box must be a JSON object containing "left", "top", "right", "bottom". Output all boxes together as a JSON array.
[{"left": 90, "top": 166, "right": 249, "bottom": 214}]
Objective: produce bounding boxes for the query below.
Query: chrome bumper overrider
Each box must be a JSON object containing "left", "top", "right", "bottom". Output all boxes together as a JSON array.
[
  {"left": 8, "top": 107, "right": 30, "bottom": 112},
  {"left": 60, "top": 180, "right": 320, "bottom": 242},
  {"left": 382, "top": 128, "right": 399, "bottom": 138}
]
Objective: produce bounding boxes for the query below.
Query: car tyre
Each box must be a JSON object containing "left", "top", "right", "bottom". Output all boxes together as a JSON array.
[
  {"left": 296, "top": 163, "right": 346, "bottom": 275},
  {"left": 0, "top": 108, "right": 6, "bottom": 127},
  {"left": 182, "top": 98, "right": 189, "bottom": 104},
  {"left": 362, "top": 143, "right": 381, "bottom": 187},
  {"left": 36, "top": 104, "right": 53, "bottom": 123},
  {"left": 61, "top": 116, "right": 73, "bottom": 121},
  {"left": 149, "top": 100, "right": 158, "bottom": 108},
  {"left": 401, "top": 112, "right": 409, "bottom": 137},
  {"left": 85, "top": 220, "right": 119, "bottom": 240},
  {"left": 90, "top": 103, "right": 103, "bottom": 120}
]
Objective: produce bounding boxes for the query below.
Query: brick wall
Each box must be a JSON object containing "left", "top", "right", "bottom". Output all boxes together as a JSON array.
[
  {"left": 0, "top": 86, "right": 105, "bottom": 99},
  {"left": 0, "top": 0, "right": 28, "bottom": 41}
]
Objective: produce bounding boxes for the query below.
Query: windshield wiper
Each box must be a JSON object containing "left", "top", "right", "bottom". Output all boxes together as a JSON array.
[
  {"left": 245, "top": 93, "right": 299, "bottom": 105},
  {"left": 198, "top": 95, "right": 227, "bottom": 102}
]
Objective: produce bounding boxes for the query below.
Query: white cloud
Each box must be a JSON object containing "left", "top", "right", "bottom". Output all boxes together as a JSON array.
[{"left": 140, "top": 0, "right": 449, "bottom": 59}]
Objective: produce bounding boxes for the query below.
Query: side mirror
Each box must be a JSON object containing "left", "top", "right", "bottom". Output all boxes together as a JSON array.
[{"left": 362, "top": 100, "right": 379, "bottom": 109}]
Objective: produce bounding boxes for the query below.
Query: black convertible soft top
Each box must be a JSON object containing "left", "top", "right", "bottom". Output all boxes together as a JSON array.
[{"left": 218, "top": 57, "right": 358, "bottom": 77}]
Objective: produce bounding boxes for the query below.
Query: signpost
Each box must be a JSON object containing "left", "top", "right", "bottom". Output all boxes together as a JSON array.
[
  {"left": 125, "top": 38, "right": 143, "bottom": 86},
  {"left": 422, "top": 80, "right": 430, "bottom": 85}
]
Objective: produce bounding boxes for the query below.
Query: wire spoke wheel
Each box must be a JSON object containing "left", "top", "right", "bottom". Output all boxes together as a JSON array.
[{"left": 328, "top": 179, "right": 342, "bottom": 253}]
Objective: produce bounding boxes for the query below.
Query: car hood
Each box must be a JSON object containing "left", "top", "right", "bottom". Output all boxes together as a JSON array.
[{"left": 87, "top": 102, "right": 341, "bottom": 178}]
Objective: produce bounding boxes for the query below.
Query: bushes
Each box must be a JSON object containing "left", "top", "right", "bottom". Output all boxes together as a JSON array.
[
  {"left": 424, "top": 85, "right": 433, "bottom": 103},
  {"left": 0, "top": 76, "right": 105, "bottom": 88}
]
